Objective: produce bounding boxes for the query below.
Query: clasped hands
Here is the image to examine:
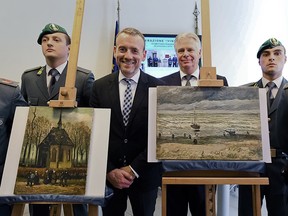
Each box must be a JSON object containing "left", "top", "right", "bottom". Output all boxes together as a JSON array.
[{"left": 107, "top": 166, "right": 136, "bottom": 189}]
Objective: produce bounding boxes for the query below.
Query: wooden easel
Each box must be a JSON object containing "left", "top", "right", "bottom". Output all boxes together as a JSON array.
[
  {"left": 11, "top": 0, "right": 100, "bottom": 215},
  {"left": 48, "top": 0, "right": 85, "bottom": 108},
  {"left": 198, "top": 0, "right": 223, "bottom": 87},
  {"left": 162, "top": 170, "right": 269, "bottom": 216},
  {"left": 161, "top": 1, "right": 268, "bottom": 215}
]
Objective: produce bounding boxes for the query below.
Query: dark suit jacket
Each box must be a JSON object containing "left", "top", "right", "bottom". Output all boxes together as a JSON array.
[
  {"left": 0, "top": 81, "right": 27, "bottom": 181},
  {"left": 90, "top": 71, "right": 164, "bottom": 191},
  {"left": 21, "top": 65, "right": 94, "bottom": 107},
  {"left": 160, "top": 71, "right": 229, "bottom": 86}
]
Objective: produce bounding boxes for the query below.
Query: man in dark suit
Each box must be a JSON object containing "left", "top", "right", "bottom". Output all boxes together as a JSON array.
[
  {"left": 161, "top": 32, "right": 228, "bottom": 216},
  {"left": 21, "top": 23, "right": 94, "bottom": 216},
  {"left": 0, "top": 78, "right": 27, "bottom": 215},
  {"left": 238, "top": 38, "right": 288, "bottom": 216},
  {"left": 90, "top": 27, "right": 163, "bottom": 216}
]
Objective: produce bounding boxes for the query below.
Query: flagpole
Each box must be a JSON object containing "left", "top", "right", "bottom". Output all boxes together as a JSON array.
[
  {"left": 117, "top": 0, "right": 120, "bottom": 29},
  {"left": 193, "top": 2, "right": 200, "bottom": 35}
]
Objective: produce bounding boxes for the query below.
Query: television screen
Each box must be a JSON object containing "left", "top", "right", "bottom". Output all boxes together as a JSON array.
[{"left": 142, "top": 34, "right": 179, "bottom": 78}]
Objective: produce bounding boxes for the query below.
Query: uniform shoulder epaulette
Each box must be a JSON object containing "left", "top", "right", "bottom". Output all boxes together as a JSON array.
[
  {"left": 24, "top": 66, "right": 43, "bottom": 74},
  {"left": 0, "top": 78, "right": 19, "bottom": 87},
  {"left": 77, "top": 66, "right": 91, "bottom": 74}
]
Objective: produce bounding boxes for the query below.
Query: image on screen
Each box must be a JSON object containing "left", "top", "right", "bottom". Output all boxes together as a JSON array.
[{"left": 142, "top": 34, "right": 179, "bottom": 78}]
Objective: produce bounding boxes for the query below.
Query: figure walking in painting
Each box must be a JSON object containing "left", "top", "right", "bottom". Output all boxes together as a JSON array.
[
  {"left": 34, "top": 171, "right": 40, "bottom": 185},
  {"left": 26, "top": 171, "right": 35, "bottom": 187},
  {"left": 60, "top": 170, "right": 69, "bottom": 187}
]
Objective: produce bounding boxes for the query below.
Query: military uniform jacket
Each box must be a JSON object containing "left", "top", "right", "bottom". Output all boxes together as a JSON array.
[
  {"left": 278, "top": 82, "right": 288, "bottom": 154},
  {"left": 90, "top": 71, "right": 164, "bottom": 191},
  {"left": 246, "top": 78, "right": 288, "bottom": 150},
  {"left": 0, "top": 79, "right": 27, "bottom": 179},
  {"left": 21, "top": 64, "right": 94, "bottom": 107}
]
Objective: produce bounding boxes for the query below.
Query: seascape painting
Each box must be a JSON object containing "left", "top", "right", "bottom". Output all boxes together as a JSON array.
[
  {"left": 14, "top": 107, "right": 93, "bottom": 195},
  {"left": 156, "top": 86, "right": 264, "bottom": 160}
]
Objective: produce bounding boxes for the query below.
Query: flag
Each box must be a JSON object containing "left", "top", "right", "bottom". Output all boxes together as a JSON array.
[{"left": 112, "top": 20, "right": 119, "bottom": 73}]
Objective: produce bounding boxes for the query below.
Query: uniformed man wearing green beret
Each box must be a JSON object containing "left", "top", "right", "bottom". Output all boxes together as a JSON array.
[
  {"left": 21, "top": 23, "right": 94, "bottom": 107},
  {"left": 21, "top": 23, "right": 94, "bottom": 216},
  {"left": 0, "top": 78, "right": 27, "bottom": 215},
  {"left": 238, "top": 38, "right": 288, "bottom": 216}
]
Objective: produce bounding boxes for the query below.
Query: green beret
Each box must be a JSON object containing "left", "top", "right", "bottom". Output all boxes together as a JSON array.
[
  {"left": 257, "top": 38, "right": 284, "bottom": 58},
  {"left": 37, "top": 23, "right": 70, "bottom": 44}
]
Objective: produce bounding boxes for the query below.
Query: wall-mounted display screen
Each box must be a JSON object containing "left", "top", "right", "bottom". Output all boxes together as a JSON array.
[{"left": 142, "top": 34, "right": 179, "bottom": 78}]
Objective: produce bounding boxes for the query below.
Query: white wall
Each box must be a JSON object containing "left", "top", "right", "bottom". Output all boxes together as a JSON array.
[
  {"left": 0, "top": 0, "right": 116, "bottom": 81},
  {"left": 1, "top": 0, "right": 288, "bottom": 86}
]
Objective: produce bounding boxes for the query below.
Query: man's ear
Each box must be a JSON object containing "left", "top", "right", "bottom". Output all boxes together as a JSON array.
[{"left": 142, "top": 50, "right": 147, "bottom": 61}]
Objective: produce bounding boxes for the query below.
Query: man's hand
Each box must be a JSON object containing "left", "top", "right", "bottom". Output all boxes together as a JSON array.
[
  {"left": 107, "top": 168, "right": 134, "bottom": 189},
  {"left": 121, "top": 166, "right": 136, "bottom": 179}
]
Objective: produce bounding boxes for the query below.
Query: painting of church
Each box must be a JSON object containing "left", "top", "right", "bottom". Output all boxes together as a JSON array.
[
  {"left": 17, "top": 107, "right": 93, "bottom": 169},
  {"left": 37, "top": 115, "right": 74, "bottom": 169}
]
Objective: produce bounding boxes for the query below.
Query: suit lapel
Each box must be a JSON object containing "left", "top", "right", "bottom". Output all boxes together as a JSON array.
[
  {"left": 173, "top": 72, "right": 182, "bottom": 85},
  {"left": 109, "top": 72, "right": 123, "bottom": 126},
  {"left": 127, "top": 72, "right": 147, "bottom": 127},
  {"left": 36, "top": 67, "right": 50, "bottom": 100}
]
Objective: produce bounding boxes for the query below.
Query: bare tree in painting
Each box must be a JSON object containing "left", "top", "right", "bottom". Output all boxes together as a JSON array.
[
  {"left": 33, "top": 116, "right": 51, "bottom": 166},
  {"left": 21, "top": 107, "right": 51, "bottom": 166},
  {"left": 63, "top": 121, "right": 91, "bottom": 166},
  {"left": 76, "top": 123, "right": 90, "bottom": 166}
]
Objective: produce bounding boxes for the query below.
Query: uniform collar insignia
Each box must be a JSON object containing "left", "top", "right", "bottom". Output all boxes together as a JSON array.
[
  {"left": 37, "top": 67, "right": 44, "bottom": 75},
  {"left": 253, "top": 82, "right": 259, "bottom": 87}
]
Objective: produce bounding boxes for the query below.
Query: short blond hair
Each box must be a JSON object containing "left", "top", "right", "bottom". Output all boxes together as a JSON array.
[
  {"left": 174, "top": 32, "right": 201, "bottom": 51},
  {"left": 116, "top": 27, "right": 146, "bottom": 50}
]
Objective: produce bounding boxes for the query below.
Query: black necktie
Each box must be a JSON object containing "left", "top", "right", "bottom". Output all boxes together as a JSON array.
[
  {"left": 122, "top": 78, "right": 133, "bottom": 126},
  {"left": 48, "top": 69, "right": 59, "bottom": 94},
  {"left": 184, "top": 75, "right": 193, "bottom": 86},
  {"left": 266, "top": 82, "right": 276, "bottom": 109}
]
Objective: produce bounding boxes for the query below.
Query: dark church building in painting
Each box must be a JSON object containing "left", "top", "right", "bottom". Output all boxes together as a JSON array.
[{"left": 37, "top": 111, "right": 74, "bottom": 169}]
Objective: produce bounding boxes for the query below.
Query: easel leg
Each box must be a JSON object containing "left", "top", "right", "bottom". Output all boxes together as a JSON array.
[
  {"left": 11, "top": 203, "right": 25, "bottom": 216},
  {"left": 205, "top": 185, "right": 216, "bottom": 216},
  {"left": 88, "top": 204, "right": 99, "bottom": 216},
  {"left": 252, "top": 185, "right": 261, "bottom": 216},
  {"left": 162, "top": 184, "right": 167, "bottom": 216},
  {"left": 63, "top": 204, "right": 74, "bottom": 216},
  {"left": 50, "top": 204, "right": 61, "bottom": 216}
]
